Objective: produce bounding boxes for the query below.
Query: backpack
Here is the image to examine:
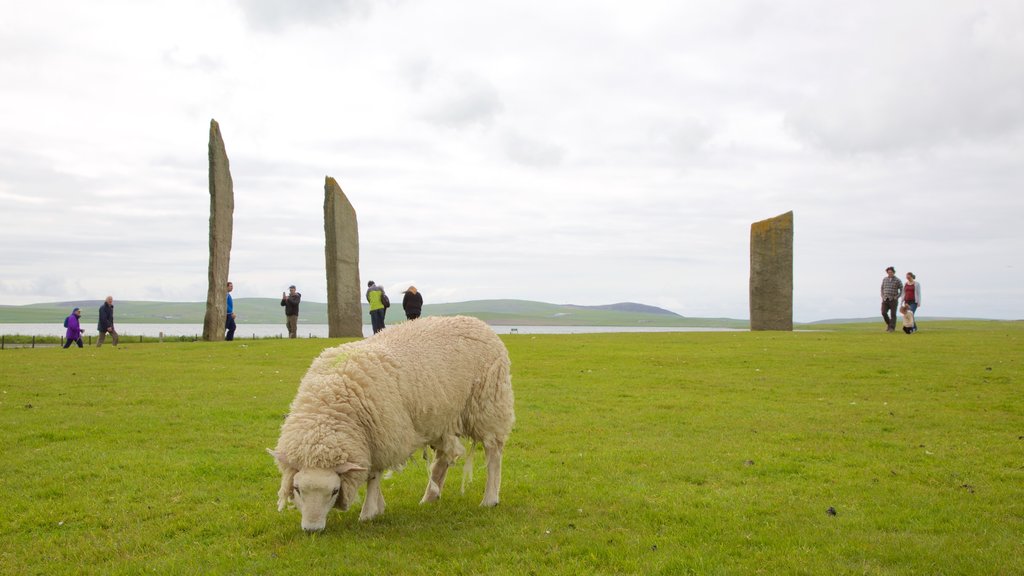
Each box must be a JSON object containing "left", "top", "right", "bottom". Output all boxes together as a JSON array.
[
  {"left": 382, "top": 294, "right": 391, "bottom": 309},
  {"left": 63, "top": 316, "right": 69, "bottom": 328}
]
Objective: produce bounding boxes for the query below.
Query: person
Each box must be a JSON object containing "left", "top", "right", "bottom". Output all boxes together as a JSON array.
[
  {"left": 366, "top": 280, "right": 387, "bottom": 334},
  {"left": 63, "top": 307, "right": 85, "bottom": 348},
  {"left": 96, "top": 295, "right": 119, "bottom": 347},
  {"left": 281, "top": 285, "right": 301, "bottom": 338},
  {"left": 902, "top": 272, "right": 921, "bottom": 333},
  {"left": 402, "top": 285, "right": 423, "bottom": 320},
  {"left": 880, "top": 266, "right": 903, "bottom": 333},
  {"left": 900, "top": 303, "right": 916, "bottom": 334},
  {"left": 225, "top": 281, "right": 237, "bottom": 341}
]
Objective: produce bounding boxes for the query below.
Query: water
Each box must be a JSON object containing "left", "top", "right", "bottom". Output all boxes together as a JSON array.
[{"left": 0, "top": 323, "right": 744, "bottom": 339}]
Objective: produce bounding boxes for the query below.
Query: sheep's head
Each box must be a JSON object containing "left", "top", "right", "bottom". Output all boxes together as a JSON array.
[{"left": 268, "top": 449, "right": 366, "bottom": 532}]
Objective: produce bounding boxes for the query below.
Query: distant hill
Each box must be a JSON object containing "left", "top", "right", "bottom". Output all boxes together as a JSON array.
[
  {"left": 0, "top": 299, "right": 746, "bottom": 328},
  {"left": 568, "top": 302, "right": 682, "bottom": 316}
]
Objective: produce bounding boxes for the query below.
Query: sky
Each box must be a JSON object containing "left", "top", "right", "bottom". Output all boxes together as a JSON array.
[{"left": 1, "top": 0, "right": 1022, "bottom": 322}]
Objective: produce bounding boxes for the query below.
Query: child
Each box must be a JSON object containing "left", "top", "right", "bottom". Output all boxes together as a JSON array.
[{"left": 900, "top": 304, "right": 916, "bottom": 334}]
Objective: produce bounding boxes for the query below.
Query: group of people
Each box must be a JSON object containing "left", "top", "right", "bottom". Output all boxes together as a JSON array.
[
  {"left": 225, "top": 282, "right": 303, "bottom": 340},
  {"left": 62, "top": 296, "right": 118, "bottom": 348},
  {"left": 220, "top": 280, "right": 424, "bottom": 340},
  {"left": 880, "top": 266, "right": 922, "bottom": 334},
  {"left": 366, "top": 281, "right": 423, "bottom": 334}
]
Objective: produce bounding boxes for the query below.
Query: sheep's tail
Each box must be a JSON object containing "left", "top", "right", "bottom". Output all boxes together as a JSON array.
[{"left": 461, "top": 441, "right": 477, "bottom": 494}]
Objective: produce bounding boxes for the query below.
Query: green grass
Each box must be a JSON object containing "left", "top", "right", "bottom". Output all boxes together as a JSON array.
[{"left": 1, "top": 322, "right": 1021, "bottom": 574}]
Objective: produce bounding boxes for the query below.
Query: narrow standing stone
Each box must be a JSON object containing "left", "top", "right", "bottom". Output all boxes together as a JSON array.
[
  {"left": 324, "top": 176, "right": 362, "bottom": 337},
  {"left": 202, "top": 119, "right": 234, "bottom": 341},
  {"left": 749, "top": 211, "right": 793, "bottom": 331}
]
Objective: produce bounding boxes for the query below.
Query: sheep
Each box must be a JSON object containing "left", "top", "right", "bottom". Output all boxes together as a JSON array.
[{"left": 269, "top": 315, "right": 515, "bottom": 532}]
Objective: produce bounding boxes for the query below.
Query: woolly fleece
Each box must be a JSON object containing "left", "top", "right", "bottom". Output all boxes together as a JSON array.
[{"left": 272, "top": 315, "right": 514, "bottom": 525}]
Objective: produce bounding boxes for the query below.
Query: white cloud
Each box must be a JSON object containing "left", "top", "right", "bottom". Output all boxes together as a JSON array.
[
  {"left": 236, "top": 0, "right": 374, "bottom": 32},
  {"left": 784, "top": 1, "right": 1024, "bottom": 153}
]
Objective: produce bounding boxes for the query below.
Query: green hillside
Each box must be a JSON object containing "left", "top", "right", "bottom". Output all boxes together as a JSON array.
[{"left": 0, "top": 299, "right": 749, "bottom": 328}]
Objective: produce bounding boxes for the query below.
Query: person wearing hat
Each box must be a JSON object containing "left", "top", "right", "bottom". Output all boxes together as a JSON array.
[
  {"left": 280, "top": 285, "right": 302, "bottom": 338},
  {"left": 63, "top": 307, "right": 85, "bottom": 348},
  {"left": 366, "top": 280, "right": 388, "bottom": 334},
  {"left": 880, "top": 266, "right": 904, "bottom": 333}
]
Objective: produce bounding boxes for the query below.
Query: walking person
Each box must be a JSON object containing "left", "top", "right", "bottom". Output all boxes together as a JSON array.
[
  {"left": 402, "top": 285, "right": 423, "bottom": 320},
  {"left": 281, "top": 285, "right": 301, "bottom": 338},
  {"left": 63, "top": 307, "right": 85, "bottom": 348},
  {"left": 96, "top": 295, "right": 119, "bottom": 347},
  {"left": 366, "top": 280, "right": 388, "bottom": 334},
  {"left": 902, "top": 272, "right": 921, "bottom": 333},
  {"left": 880, "top": 266, "right": 903, "bottom": 333},
  {"left": 225, "top": 281, "right": 237, "bottom": 341}
]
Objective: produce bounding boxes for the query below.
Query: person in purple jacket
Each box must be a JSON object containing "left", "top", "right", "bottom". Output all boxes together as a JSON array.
[{"left": 63, "top": 307, "right": 85, "bottom": 348}]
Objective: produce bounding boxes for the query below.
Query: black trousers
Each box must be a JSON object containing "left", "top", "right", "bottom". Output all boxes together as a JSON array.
[{"left": 881, "top": 299, "right": 898, "bottom": 330}]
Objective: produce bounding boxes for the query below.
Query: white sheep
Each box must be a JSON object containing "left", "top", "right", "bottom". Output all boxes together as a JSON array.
[{"left": 269, "top": 315, "right": 515, "bottom": 531}]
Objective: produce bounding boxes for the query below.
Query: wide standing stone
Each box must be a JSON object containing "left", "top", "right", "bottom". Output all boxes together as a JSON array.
[
  {"left": 324, "top": 176, "right": 362, "bottom": 337},
  {"left": 749, "top": 211, "right": 793, "bottom": 331},
  {"left": 202, "top": 119, "right": 234, "bottom": 341}
]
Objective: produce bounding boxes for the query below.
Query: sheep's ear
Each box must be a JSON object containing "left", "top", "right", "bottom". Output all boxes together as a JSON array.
[
  {"left": 267, "top": 448, "right": 292, "bottom": 469},
  {"left": 277, "top": 468, "right": 296, "bottom": 512},
  {"left": 334, "top": 462, "right": 367, "bottom": 475}
]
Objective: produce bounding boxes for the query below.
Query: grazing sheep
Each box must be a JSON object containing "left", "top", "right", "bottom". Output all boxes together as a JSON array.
[{"left": 269, "top": 315, "right": 514, "bottom": 532}]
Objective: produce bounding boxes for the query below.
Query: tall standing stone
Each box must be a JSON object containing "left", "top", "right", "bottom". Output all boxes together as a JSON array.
[
  {"left": 202, "top": 119, "right": 234, "bottom": 341},
  {"left": 749, "top": 211, "right": 793, "bottom": 331},
  {"left": 324, "top": 176, "right": 362, "bottom": 338}
]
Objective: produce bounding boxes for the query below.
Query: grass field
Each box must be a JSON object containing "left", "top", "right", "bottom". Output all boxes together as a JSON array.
[{"left": 1, "top": 321, "right": 1021, "bottom": 574}]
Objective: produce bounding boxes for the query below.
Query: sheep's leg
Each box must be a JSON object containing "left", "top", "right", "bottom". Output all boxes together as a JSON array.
[
  {"left": 481, "top": 438, "right": 504, "bottom": 507},
  {"left": 420, "top": 452, "right": 450, "bottom": 504},
  {"left": 421, "top": 438, "right": 465, "bottom": 504},
  {"left": 359, "top": 472, "right": 386, "bottom": 521}
]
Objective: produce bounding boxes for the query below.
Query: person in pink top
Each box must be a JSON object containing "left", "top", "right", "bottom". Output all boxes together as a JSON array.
[{"left": 902, "top": 272, "right": 921, "bottom": 333}]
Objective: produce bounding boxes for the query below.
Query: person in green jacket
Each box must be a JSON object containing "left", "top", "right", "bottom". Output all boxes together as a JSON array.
[{"left": 366, "top": 280, "right": 388, "bottom": 334}]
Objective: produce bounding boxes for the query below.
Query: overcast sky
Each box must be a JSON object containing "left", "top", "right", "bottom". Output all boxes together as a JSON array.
[{"left": 2, "top": 0, "right": 1022, "bottom": 321}]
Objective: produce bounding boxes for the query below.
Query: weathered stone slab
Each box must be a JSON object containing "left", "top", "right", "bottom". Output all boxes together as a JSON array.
[
  {"left": 749, "top": 211, "right": 793, "bottom": 331},
  {"left": 324, "top": 176, "right": 362, "bottom": 337},
  {"left": 202, "top": 119, "right": 234, "bottom": 341}
]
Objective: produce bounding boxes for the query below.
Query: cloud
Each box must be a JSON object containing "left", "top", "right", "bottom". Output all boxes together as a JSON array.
[
  {"left": 162, "top": 47, "right": 222, "bottom": 73},
  {"left": 414, "top": 71, "right": 505, "bottom": 129},
  {"left": 784, "top": 1, "right": 1024, "bottom": 153},
  {"left": 500, "top": 131, "right": 565, "bottom": 167},
  {"left": 236, "top": 0, "right": 374, "bottom": 32}
]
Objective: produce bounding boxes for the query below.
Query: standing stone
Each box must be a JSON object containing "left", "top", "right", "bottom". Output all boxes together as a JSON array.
[
  {"left": 324, "top": 176, "right": 362, "bottom": 338},
  {"left": 749, "top": 211, "right": 793, "bottom": 331},
  {"left": 202, "top": 119, "right": 234, "bottom": 341}
]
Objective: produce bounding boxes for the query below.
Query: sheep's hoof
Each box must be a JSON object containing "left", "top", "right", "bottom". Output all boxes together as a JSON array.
[{"left": 420, "top": 480, "right": 441, "bottom": 504}]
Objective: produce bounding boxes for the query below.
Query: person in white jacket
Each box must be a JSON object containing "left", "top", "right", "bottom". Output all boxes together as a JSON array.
[{"left": 902, "top": 272, "right": 921, "bottom": 332}]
